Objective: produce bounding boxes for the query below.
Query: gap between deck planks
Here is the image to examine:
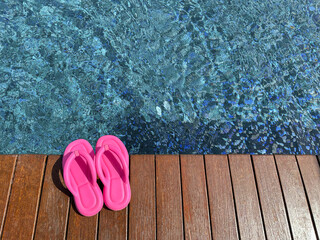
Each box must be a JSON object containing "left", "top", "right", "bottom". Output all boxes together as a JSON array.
[{"left": 0, "top": 154, "right": 319, "bottom": 240}]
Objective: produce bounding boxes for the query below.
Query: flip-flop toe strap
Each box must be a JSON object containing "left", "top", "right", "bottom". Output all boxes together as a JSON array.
[
  {"left": 63, "top": 150, "right": 97, "bottom": 196},
  {"left": 95, "top": 144, "right": 129, "bottom": 184}
]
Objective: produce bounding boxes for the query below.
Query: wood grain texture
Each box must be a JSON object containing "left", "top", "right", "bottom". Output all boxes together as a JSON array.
[
  {"left": 228, "top": 154, "right": 265, "bottom": 240},
  {"left": 2, "top": 155, "right": 46, "bottom": 240},
  {"left": 275, "top": 155, "right": 317, "bottom": 240},
  {"left": 180, "top": 155, "right": 211, "bottom": 240},
  {"left": 156, "top": 155, "right": 183, "bottom": 240},
  {"left": 129, "top": 155, "right": 156, "bottom": 240},
  {"left": 1, "top": 154, "right": 319, "bottom": 239},
  {"left": 34, "top": 155, "right": 70, "bottom": 240},
  {"left": 67, "top": 205, "right": 98, "bottom": 240},
  {"left": 99, "top": 207, "right": 127, "bottom": 240},
  {"left": 204, "top": 155, "right": 239, "bottom": 240},
  {"left": 296, "top": 155, "right": 320, "bottom": 238},
  {"left": 252, "top": 155, "right": 291, "bottom": 239},
  {"left": 0, "top": 155, "right": 17, "bottom": 236}
]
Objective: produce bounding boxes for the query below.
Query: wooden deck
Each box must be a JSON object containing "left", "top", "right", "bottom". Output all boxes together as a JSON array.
[{"left": 0, "top": 155, "right": 319, "bottom": 240}]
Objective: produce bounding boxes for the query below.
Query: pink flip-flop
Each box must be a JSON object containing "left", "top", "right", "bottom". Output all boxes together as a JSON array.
[
  {"left": 95, "top": 135, "right": 131, "bottom": 211},
  {"left": 63, "top": 139, "right": 103, "bottom": 216}
]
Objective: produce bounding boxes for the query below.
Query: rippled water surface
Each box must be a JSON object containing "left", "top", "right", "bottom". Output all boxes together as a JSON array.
[{"left": 0, "top": 0, "right": 319, "bottom": 154}]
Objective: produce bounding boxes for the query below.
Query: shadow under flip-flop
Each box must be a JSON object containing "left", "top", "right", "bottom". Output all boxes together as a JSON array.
[
  {"left": 51, "top": 156, "right": 82, "bottom": 215},
  {"left": 51, "top": 156, "right": 72, "bottom": 197}
]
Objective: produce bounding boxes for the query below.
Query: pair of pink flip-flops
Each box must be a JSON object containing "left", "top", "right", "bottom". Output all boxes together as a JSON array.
[{"left": 63, "top": 135, "right": 131, "bottom": 216}]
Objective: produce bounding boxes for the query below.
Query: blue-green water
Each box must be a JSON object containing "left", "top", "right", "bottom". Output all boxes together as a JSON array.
[{"left": 0, "top": 0, "right": 319, "bottom": 154}]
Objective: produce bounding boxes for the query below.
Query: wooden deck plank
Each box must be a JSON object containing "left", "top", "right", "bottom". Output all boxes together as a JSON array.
[
  {"left": 275, "top": 155, "right": 317, "bottom": 240},
  {"left": 296, "top": 155, "right": 320, "bottom": 238},
  {"left": 0, "top": 155, "right": 17, "bottom": 236},
  {"left": 180, "top": 155, "right": 211, "bottom": 240},
  {"left": 2, "top": 155, "right": 46, "bottom": 239},
  {"left": 204, "top": 155, "right": 239, "bottom": 240},
  {"left": 252, "top": 155, "right": 291, "bottom": 239},
  {"left": 67, "top": 205, "right": 98, "bottom": 240},
  {"left": 98, "top": 206, "right": 128, "bottom": 239},
  {"left": 156, "top": 155, "right": 183, "bottom": 240},
  {"left": 228, "top": 154, "right": 265, "bottom": 240},
  {"left": 34, "top": 155, "right": 70, "bottom": 240},
  {"left": 129, "top": 155, "right": 156, "bottom": 240}
]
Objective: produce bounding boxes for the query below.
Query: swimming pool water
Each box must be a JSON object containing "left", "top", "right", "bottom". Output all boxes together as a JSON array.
[{"left": 0, "top": 0, "right": 319, "bottom": 154}]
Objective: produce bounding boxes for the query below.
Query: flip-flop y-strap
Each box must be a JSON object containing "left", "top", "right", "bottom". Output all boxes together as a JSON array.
[
  {"left": 63, "top": 149, "right": 97, "bottom": 196},
  {"left": 95, "top": 144, "right": 129, "bottom": 184}
]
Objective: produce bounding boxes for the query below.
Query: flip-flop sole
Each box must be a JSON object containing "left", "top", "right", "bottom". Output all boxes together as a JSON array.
[
  {"left": 63, "top": 139, "right": 103, "bottom": 216},
  {"left": 96, "top": 136, "right": 131, "bottom": 211}
]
